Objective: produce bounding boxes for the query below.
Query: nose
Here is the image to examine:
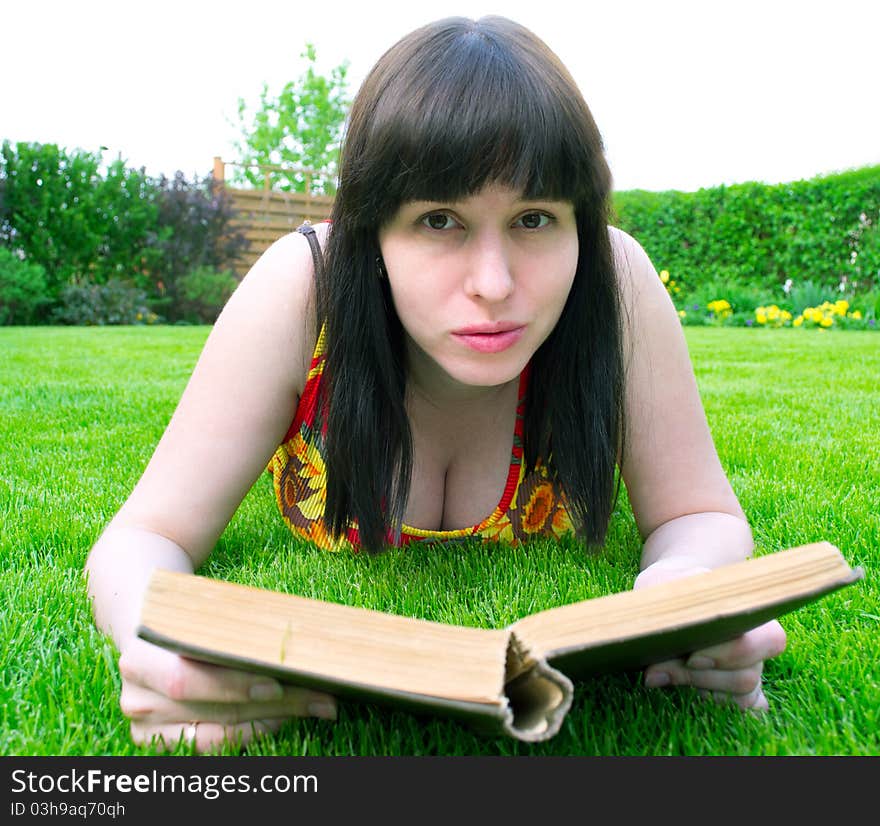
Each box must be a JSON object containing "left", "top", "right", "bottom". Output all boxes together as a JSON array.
[{"left": 463, "top": 232, "right": 515, "bottom": 303}]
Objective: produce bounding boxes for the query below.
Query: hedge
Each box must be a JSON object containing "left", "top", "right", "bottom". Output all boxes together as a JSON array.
[{"left": 612, "top": 165, "right": 880, "bottom": 294}]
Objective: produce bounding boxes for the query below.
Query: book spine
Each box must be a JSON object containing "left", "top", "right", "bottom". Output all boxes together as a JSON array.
[{"left": 498, "top": 632, "right": 573, "bottom": 742}]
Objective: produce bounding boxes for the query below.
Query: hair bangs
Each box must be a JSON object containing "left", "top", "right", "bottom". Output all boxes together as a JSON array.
[
  {"left": 348, "top": 19, "right": 600, "bottom": 226},
  {"left": 383, "top": 63, "right": 580, "bottom": 205}
]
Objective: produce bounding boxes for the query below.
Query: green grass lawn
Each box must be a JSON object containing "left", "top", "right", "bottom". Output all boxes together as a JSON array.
[{"left": 0, "top": 326, "right": 877, "bottom": 756}]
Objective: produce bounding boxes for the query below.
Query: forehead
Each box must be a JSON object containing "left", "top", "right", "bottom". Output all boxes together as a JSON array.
[{"left": 398, "top": 183, "right": 573, "bottom": 211}]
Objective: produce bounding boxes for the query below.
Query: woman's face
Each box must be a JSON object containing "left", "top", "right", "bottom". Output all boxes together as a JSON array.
[{"left": 378, "top": 183, "right": 578, "bottom": 403}]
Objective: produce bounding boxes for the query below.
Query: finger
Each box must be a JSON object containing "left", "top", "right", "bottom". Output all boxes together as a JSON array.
[
  {"left": 668, "top": 663, "right": 764, "bottom": 696},
  {"left": 698, "top": 682, "right": 769, "bottom": 712},
  {"left": 119, "top": 640, "right": 285, "bottom": 704},
  {"left": 131, "top": 717, "right": 291, "bottom": 754},
  {"left": 685, "top": 621, "right": 787, "bottom": 671},
  {"left": 644, "top": 657, "right": 686, "bottom": 688},
  {"left": 121, "top": 682, "right": 337, "bottom": 725}
]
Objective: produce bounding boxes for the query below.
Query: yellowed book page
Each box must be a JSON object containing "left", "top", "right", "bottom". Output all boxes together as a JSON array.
[{"left": 141, "top": 571, "right": 510, "bottom": 705}]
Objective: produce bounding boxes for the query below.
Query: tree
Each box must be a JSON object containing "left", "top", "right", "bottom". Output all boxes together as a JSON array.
[{"left": 231, "top": 43, "right": 350, "bottom": 195}]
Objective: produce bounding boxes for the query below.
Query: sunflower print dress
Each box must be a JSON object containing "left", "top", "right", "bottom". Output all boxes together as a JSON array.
[{"left": 267, "top": 324, "right": 575, "bottom": 551}]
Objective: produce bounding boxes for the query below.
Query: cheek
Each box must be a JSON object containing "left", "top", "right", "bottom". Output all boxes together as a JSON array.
[
  {"left": 385, "top": 271, "right": 445, "bottom": 334},
  {"left": 385, "top": 252, "right": 455, "bottom": 313},
  {"left": 380, "top": 238, "right": 438, "bottom": 303}
]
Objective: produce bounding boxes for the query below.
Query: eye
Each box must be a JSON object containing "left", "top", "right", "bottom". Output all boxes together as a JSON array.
[
  {"left": 421, "top": 213, "right": 460, "bottom": 231},
  {"left": 514, "top": 212, "right": 552, "bottom": 230}
]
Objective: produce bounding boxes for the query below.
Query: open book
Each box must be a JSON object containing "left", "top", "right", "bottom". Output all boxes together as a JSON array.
[{"left": 138, "top": 541, "right": 863, "bottom": 742}]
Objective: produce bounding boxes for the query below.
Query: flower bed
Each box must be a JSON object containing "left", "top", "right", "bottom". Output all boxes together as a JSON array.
[{"left": 658, "top": 270, "right": 878, "bottom": 330}]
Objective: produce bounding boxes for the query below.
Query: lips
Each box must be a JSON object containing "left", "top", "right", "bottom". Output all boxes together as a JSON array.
[
  {"left": 452, "top": 322, "right": 525, "bottom": 335},
  {"left": 451, "top": 325, "right": 526, "bottom": 354}
]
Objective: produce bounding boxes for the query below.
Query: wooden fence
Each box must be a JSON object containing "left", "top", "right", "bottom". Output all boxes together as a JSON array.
[{"left": 214, "top": 157, "right": 335, "bottom": 277}]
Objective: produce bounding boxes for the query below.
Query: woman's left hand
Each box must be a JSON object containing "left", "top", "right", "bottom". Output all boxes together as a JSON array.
[{"left": 633, "top": 562, "right": 788, "bottom": 711}]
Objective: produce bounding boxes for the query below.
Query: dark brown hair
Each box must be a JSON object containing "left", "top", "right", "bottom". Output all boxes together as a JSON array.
[{"left": 316, "top": 16, "right": 626, "bottom": 553}]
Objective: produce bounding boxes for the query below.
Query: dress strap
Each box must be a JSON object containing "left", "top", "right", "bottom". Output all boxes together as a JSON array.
[
  {"left": 279, "top": 223, "right": 329, "bottom": 443},
  {"left": 296, "top": 221, "right": 325, "bottom": 281}
]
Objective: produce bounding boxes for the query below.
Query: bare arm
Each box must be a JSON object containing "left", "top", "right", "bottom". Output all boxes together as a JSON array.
[
  {"left": 84, "top": 224, "right": 337, "bottom": 751},
  {"left": 85, "top": 526, "right": 195, "bottom": 648},
  {"left": 612, "top": 227, "right": 786, "bottom": 709},
  {"left": 86, "top": 224, "right": 322, "bottom": 640},
  {"left": 612, "top": 226, "right": 753, "bottom": 569}
]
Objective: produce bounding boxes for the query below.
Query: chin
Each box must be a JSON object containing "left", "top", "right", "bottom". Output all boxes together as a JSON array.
[{"left": 442, "top": 352, "right": 527, "bottom": 390}]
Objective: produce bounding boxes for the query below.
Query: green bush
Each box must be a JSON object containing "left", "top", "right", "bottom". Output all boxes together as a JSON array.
[
  {"left": 863, "top": 288, "right": 880, "bottom": 321},
  {"left": 613, "top": 166, "right": 880, "bottom": 296},
  {"left": 0, "top": 247, "right": 50, "bottom": 324},
  {"left": 685, "top": 279, "right": 767, "bottom": 316},
  {"left": 149, "top": 173, "right": 250, "bottom": 321},
  {"left": 51, "top": 279, "right": 159, "bottom": 326},
  {"left": 0, "top": 142, "right": 249, "bottom": 323},
  {"left": 175, "top": 266, "right": 239, "bottom": 324},
  {"left": 0, "top": 142, "right": 162, "bottom": 302},
  {"left": 787, "top": 280, "right": 832, "bottom": 316}
]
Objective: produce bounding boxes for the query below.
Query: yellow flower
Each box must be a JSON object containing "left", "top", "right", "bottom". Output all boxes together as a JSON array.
[
  {"left": 756, "top": 310, "right": 767, "bottom": 325},
  {"left": 707, "top": 299, "right": 732, "bottom": 320},
  {"left": 849, "top": 310, "right": 863, "bottom": 319},
  {"left": 659, "top": 270, "right": 670, "bottom": 284},
  {"left": 781, "top": 310, "right": 792, "bottom": 321},
  {"left": 678, "top": 310, "right": 686, "bottom": 318},
  {"left": 820, "top": 316, "right": 833, "bottom": 328},
  {"left": 136, "top": 312, "right": 143, "bottom": 320},
  {"left": 793, "top": 316, "right": 804, "bottom": 327},
  {"left": 834, "top": 300, "right": 849, "bottom": 315}
]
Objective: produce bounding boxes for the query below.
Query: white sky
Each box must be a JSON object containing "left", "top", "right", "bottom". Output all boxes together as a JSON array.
[{"left": 3, "top": 0, "right": 878, "bottom": 192}]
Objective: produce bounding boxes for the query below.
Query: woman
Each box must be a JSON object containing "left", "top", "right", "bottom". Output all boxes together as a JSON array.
[{"left": 85, "top": 16, "right": 786, "bottom": 753}]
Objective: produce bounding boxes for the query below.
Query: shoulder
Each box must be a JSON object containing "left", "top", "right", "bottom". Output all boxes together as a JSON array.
[
  {"left": 226, "top": 221, "right": 330, "bottom": 395},
  {"left": 608, "top": 225, "right": 660, "bottom": 297},
  {"left": 606, "top": 225, "right": 675, "bottom": 348},
  {"left": 239, "top": 221, "right": 330, "bottom": 299}
]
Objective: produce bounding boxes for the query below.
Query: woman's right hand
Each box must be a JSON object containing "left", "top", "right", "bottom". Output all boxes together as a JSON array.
[{"left": 117, "top": 636, "right": 337, "bottom": 753}]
